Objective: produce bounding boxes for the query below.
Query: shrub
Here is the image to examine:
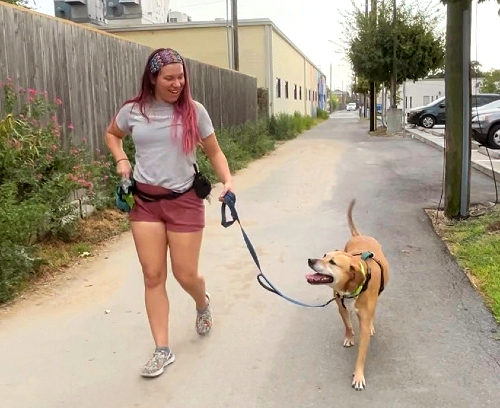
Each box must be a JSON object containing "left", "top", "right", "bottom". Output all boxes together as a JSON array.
[
  {"left": 317, "top": 108, "right": 329, "bottom": 120},
  {"left": 0, "top": 79, "right": 115, "bottom": 302}
]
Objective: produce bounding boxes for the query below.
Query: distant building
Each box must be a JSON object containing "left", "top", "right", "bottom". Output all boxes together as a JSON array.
[
  {"left": 100, "top": 18, "right": 327, "bottom": 116},
  {"left": 53, "top": 0, "right": 171, "bottom": 27},
  {"left": 167, "top": 11, "right": 192, "bottom": 23}
]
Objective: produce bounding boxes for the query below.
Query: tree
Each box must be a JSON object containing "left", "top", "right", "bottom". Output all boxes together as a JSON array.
[
  {"left": 342, "top": 1, "right": 445, "bottom": 94},
  {"left": 481, "top": 69, "right": 500, "bottom": 93}
]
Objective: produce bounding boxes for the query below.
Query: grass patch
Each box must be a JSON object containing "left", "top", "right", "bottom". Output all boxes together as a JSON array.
[{"left": 428, "top": 205, "right": 500, "bottom": 322}]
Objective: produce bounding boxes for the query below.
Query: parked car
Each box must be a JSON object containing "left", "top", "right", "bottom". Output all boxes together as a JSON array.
[
  {"left": 472, "top": 108, "right": 500, "bottom": 149},
  {"left": 346, "top": 103, "right": 357, "bottom": 111},
  {"left": 407, "top": 93, "right": 500, "bottom": 128}
]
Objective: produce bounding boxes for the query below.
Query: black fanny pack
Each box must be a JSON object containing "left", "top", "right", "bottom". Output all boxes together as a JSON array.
[{"left": 135, "top": 164, "right": 212, "bottom": 202}]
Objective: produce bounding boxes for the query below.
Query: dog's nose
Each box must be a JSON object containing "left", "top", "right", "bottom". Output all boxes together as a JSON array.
[{"left": 308, "top": 258, "right": 316, "bottom": 267}]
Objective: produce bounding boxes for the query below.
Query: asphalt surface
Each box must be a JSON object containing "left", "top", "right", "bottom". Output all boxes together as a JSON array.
[{"left": 1, "top": 111, "right": 500, "bottom": 407}]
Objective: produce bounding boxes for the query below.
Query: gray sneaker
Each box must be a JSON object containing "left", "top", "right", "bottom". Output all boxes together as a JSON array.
[
  {"left": 140, "top": 349, "right": 175, "bottom": 378},
  {"left": 196, "top": 292, "right": 213, "bottom": 335}
]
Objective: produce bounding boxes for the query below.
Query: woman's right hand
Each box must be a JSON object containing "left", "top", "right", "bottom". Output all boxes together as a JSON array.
[{"left": 117, "top": 159, "right": 132, "bottom": 179}]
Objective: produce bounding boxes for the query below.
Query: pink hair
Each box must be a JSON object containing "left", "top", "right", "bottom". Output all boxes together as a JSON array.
[{"left": 123, "top": 48, "right": 201, "bottom": 155}]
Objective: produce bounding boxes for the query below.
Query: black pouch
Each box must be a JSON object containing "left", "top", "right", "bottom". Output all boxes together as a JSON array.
[{"left": 192, "top": 164, "right": 212, "bottom": 199}]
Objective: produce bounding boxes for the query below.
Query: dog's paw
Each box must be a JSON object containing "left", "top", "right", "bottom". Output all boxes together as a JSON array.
[
  {"left": 343, "top": 336, "right": 355, "bottom": 347},
  {"left": 370, "top": 324, "right": 376, "bottom": 337},
  {"left": 352, "top": 372, "right": 366, "bottom": 391}
]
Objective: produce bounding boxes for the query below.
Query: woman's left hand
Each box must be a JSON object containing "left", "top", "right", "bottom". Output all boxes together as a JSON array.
[{"left": 219, "top": 180, "right": 234, "bottom": 202}]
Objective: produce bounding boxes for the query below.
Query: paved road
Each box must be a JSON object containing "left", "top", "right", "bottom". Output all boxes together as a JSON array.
[{"left": 1, "top": 111, "right": 500, "bottom": 407}]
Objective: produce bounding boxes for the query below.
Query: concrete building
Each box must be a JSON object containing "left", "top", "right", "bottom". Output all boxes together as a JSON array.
[
  {"left": 167, "top": 11, "right": 192, "bottom": 23},
  {"left": 54, "top": 0, "right": 170, "bottom": 27},
  {"left": 399, "top": 77, "right": 484, "bottom": 111},
  {"left": 101, "top": 19, "right": 327, "bottom": 117}
]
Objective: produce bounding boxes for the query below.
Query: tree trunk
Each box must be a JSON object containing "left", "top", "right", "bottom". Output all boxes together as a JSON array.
[{"left": 445, "top": 0, "right": 471, "bottom": 218}]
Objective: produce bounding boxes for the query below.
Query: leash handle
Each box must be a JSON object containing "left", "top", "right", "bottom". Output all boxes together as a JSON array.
[
  {"left": 221, "top": 191, "right": 239, "bottom": 228},
  {"left": 220, "top": 191, "right": 335, "bottom": 308}
]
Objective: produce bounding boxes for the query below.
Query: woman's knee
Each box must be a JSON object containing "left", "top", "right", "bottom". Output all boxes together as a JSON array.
[
  {"left": 172, "top": 266, "right": 202, "bottom": 289},
  {"left": 143, "top": 267, "right": 166, "bottom": 289}
]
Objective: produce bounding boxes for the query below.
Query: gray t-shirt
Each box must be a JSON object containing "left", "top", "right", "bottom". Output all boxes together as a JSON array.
[{"left": 115, "top": 99, "right": 214, "bottom": 192}]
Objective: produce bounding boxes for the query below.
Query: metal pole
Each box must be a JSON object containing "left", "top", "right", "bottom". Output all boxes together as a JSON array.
[
  {"left": 460, "top": 5, "right": 471, "bottom": 217},
  {"left": 231, "top": 0, "right": 239, "bottom": 71},
  {"left": 391, "top": 0, "right": 397, "bottom": 107}
]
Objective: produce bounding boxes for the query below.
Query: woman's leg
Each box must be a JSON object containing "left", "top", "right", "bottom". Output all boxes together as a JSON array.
[
  {"left": 167, "top": 230, "right": 212, "bottom": 334},
  {"left": 131, "top": 221, "right": 170, "bottom": 347}
]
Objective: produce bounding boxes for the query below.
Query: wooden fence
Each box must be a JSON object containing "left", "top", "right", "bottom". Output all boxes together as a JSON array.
[{"left": 0, "top": 3, "right": 257, "bottom": 152}]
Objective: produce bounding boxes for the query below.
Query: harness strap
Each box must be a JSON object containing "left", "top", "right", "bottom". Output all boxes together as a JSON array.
[{"left": 221, "top": 192, "right": 336, "bottom": 308}]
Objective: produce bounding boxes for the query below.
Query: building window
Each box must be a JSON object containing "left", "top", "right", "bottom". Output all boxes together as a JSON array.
[
  {"left": 170, "top": 17, "right": 178, "bottom": 22},
  {"left": 300, "top": 86, "right": 302, "bottom": 100},
  {"left": 309, "top": 90, "right": 311, "bottom": 101},
  {"left": 410, "top": 96, "right": 413, "bottom": 108},
  {"left": 294, "top": 85, "right": 298, "bottom": 100},
  {"left": 285, "top": 81, "right": 289, "bottom": 99},
  {"left": 276, "top": 78, "right": 281, "bottom": 98}
]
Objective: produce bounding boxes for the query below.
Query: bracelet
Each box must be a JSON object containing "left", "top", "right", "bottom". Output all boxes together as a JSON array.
[{"left": 116, "top": 158, "right": 129, "bottom": 164}]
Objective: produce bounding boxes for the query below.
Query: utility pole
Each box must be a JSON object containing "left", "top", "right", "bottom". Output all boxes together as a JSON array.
[
  {"left": 370, "top": 0, "right": 377, "bottom": 131},
  {"left": 444, "top": 0, "right": 471, "bottom": 218},
  {"left": 231, "top": 0, "right": 239, "bottom": 71},
  {"left": 391, "top": 0, "right": 397, "bottom": 108},
  {"left": 363, "top": 0, "right": 369, "bottom": 118},
  {"left": 330, "top": 63, "right": 333, "bottom": 111}
]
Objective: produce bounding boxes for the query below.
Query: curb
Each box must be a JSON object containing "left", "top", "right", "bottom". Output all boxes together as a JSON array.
[{"left": 406, "top": 128, "right": 500, "bottom": 181}]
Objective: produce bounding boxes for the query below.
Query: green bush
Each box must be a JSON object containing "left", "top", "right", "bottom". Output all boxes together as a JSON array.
[
  {"left": 0, "top": 79, "right": 115, "bottom": 302},
  {"left": 317, "top": 108, "right": 329, "bottom": 120}
]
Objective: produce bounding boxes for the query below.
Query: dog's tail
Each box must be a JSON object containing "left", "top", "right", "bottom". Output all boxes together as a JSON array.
[{"left": 347, "top": 199, "right": 360, "bottom": 236}]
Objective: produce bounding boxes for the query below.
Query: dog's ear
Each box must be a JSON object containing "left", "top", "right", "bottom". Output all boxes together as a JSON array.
[{"left": 348, "top": 258, "right": 362, "bottom": 282}]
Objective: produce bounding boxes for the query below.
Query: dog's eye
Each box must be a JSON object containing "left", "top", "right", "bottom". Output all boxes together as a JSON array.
[
  {"left": 329, "top": 259, "right": 336, "bottom": 265},
  {"left": 323, "top": 254, "right": 327, "bottom": 258}
]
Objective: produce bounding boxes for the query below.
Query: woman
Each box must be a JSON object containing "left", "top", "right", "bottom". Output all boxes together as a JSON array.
[{"left": 105, "top": 48, "right": 233, "bottom": 378}]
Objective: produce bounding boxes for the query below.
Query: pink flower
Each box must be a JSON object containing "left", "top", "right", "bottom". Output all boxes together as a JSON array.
[
  {"left": 51, "top": 144, "right": 58, "bottom": 152},
  {"left": 54, "top": 98, "right": 62, "bottom": 105},
  {"left": 82, "top": 137, "right": 87, "bottom": 143},
  {"left": 46, "top": 154, "right": 53, "bottom": 161},
  {"left": 27, "top": 96, "right": 35, "bottom": 103},
  {"left": 35, "top": 173, "right": 43, "bottom": 181},
  {"left": 104, "top": 175, "right": 109, "bottom": 180},
  {"left": 51, "top": 114, "right": 57, "bottom": 122},
  {"left": 19, "top": 88, "right": 26, "bottom": 94},
  {"left": 43, "top": 91, "right": 48, "bottom": 97},
  {"left": 19, "top": 114, "right": 25, "bottom": 119},
  {"left": 28, "top": 89, "right": 38, "bottom": 96},
  {"left": 71, "top": 148, "right": 79, "bottom": 155},
  {"left": 68, "top": 123, "right": 74, "bottom": 130},
  {"left": 6, "top": 77, "right": 12, "bottom": 82}
]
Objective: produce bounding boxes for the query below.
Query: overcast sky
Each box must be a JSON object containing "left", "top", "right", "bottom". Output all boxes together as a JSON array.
[{"left": 29, "top": 0, "right": 500, "bottom": 91}]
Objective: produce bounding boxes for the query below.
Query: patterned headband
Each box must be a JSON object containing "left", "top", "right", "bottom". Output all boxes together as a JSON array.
[{"left": 150, "top": 49, "right": 184, "bottom": 74}]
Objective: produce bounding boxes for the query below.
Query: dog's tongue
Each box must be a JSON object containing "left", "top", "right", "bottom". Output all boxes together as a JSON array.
[{"left": 306, "top": 273, "right": 333, "bottom": 284}]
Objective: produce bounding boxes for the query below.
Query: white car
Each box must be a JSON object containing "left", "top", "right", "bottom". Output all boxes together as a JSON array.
[{"left": 346, "top": 103, "right": 357, "bottom": 111}]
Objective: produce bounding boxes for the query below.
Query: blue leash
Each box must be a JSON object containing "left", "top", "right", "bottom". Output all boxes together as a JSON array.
[{"left": 220, "top": 191, "right": 336, "bottom": 308}]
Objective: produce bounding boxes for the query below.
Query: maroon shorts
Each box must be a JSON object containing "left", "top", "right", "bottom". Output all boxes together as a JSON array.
[{"left": 129, "top": 181, "right": 205, "bottom": 232}]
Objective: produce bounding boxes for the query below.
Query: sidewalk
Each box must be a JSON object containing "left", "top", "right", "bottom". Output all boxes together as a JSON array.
[{"left": 405, "top": 126, "right": 500, "bottom": 181}]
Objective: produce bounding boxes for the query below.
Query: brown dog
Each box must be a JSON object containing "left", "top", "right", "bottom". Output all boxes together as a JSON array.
[{"left": 306, "top": 199, "right": 389, "bottom": 391}]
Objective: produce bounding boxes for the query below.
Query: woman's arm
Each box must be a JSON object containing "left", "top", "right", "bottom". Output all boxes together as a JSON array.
[
  {"left": 201, "top": 133, "right": 234, "bottom": 200},
  {"left": 105, "top": 120, "right": 132, "bottom": 179}
]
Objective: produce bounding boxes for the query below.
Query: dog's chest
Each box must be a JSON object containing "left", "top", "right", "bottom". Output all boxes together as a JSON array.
[{"left": 343, "top": 297, "right": 358, "bottom": 314}]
